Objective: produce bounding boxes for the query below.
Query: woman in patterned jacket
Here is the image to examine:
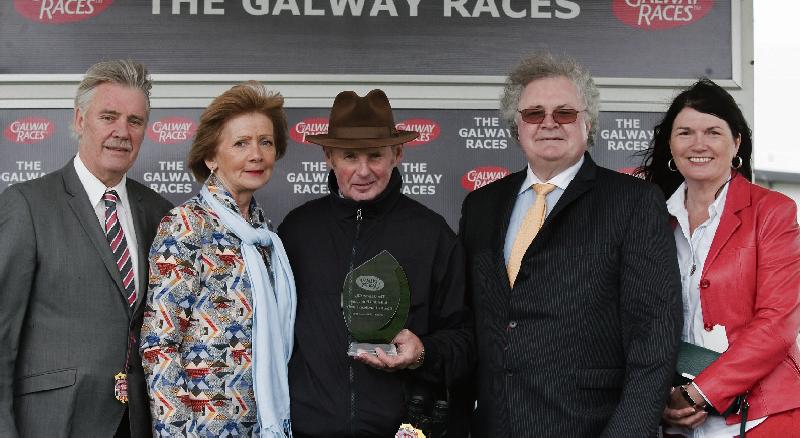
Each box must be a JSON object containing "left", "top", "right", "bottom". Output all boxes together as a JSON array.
[{"left": 141, "top": 81, "right": 296, "bottom": 437}]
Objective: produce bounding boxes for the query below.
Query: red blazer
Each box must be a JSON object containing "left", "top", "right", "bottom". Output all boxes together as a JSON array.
[{"left": 692, "top": 173, "right": 800, "bottom": 424}]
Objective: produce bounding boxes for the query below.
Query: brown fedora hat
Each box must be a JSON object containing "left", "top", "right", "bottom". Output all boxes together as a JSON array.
[{"left": 306, "top": 89, "right": 419, "bottom": 148}]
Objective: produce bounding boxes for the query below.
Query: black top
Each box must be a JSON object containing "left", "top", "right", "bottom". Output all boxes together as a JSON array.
[{"left": 279, "top": 168, "right": 474, "bottom": 437}]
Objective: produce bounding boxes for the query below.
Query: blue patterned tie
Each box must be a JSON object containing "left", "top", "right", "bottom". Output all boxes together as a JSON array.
[{"left": 103, "top": 190, "right": 136, "bottom": 307}]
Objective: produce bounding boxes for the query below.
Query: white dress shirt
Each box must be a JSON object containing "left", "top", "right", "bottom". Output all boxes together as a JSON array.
[
  {"left": 665, "top": 182, "right": 766, "bottom": 437},
  {"left": 74, "top": 154, "right": 140, "bottom": 295},
  {"left": 504, "top": 156, "right": 584, "bottom": 265}
]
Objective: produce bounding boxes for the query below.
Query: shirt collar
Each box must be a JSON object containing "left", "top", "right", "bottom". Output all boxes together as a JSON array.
[
  {"left": 519, "top": 155, "right": 584, "bottom": 195},
  {"left": 666, "top": 181, "right": 730, "bottom": 222},
  {"left": 73, "top": 154, "right": 128, "bottom": 207}
]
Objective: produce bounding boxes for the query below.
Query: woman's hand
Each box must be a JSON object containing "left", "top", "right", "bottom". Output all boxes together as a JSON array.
[{"left": 662, "top": 387, "right": 709, "bottom": 429}]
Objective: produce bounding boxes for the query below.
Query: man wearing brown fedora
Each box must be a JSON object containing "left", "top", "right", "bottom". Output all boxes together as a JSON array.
[{"left": 278, "top": 89, "right": 474, "bottom": 437}]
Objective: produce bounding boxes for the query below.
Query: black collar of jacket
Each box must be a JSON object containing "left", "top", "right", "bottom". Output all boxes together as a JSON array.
[
  {"left": 327, "top": 167, "right": 403, "bottom": 220},
  {"left": 546, "top": 151, "right": 597, "bottom": 220}
]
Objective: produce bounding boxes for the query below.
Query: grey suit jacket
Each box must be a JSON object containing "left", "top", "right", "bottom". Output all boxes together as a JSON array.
[
  {"left": 0, "top": 161, "right": 172, "bottom": 438},
  {"left": 459, "top": 154, "right": 683, "bottom": 437}
]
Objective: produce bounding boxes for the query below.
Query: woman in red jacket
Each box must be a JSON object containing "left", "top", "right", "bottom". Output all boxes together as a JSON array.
[{"left": 637, "top": 79, "right": 800, "bottom": 437}]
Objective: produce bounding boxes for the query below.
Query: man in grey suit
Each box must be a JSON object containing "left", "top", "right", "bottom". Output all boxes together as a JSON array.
[
  {"left": 0, "top": 60, "right": 172, "bottom": 438},
  {"left": 459, "top": 53, "right": 683, "bottom": 437}
]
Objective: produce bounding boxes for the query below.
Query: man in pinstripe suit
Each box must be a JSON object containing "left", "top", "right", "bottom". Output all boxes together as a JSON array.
[{"left": 459, "top": 53, "right": 683, "bottom": 437}]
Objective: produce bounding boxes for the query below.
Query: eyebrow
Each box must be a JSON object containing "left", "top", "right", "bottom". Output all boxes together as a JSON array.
[
  {"left": 674, "top": 125, "right": 724, "bottom": 130},
  {"left": 522, "top": 104, "right": 577, "bottom": 109},
  {"left": 99, "top": 109, "right": 145, "bottom": 122},
  {"left": 235, "top": 134, "right": 275, "bottom": 140}
]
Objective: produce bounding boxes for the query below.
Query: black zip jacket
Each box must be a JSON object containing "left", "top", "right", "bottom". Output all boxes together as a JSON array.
[{"left": 278, "top": 168, "right": 474, "bottom": 437}]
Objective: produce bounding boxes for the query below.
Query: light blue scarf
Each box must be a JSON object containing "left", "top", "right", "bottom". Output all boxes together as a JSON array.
[{"left": 201, "top": 186, "right": 296, "bottom": 437}]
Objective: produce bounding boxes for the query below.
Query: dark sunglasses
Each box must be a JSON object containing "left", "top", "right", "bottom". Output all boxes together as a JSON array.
[{"left": 517, "top": 108, "right": 585, "bottom": 125}]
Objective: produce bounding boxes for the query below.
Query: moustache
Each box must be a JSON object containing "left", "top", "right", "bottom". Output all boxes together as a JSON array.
[{"left": 103, "top": 138, "right": 133, "bottom": 150}]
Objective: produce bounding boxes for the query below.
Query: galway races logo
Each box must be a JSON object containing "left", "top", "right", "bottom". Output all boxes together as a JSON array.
[
  {"left": 612, "top": 0, "right": 713, "bottom": 30},
  {"left": 395, "top": 119, "right": 440, "bottom": 147},
  {"left": 15, "top": 0, "right": 113, "bottom": 24},
  {"left": 147, "top": 117, "right": 197, "bottom": 144},
  {"left": 460, "top": 166, "right": 510, "bottom": 192},
  {"left": 4, "top": 117, "right": 54, "bottom": 144},
  {"left": 291, "top": 118, "right": 329, "bottom": 144}
]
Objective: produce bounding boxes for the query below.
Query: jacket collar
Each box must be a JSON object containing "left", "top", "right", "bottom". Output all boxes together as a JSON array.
[
  {"left": 521, "top": 153, "right": 597, "bottom": 256},
  {"left": 327, "top": 167, "right": 403, "bottom": 220},
  {"left": 495, "top": 152, "right": 598, "bottom": 253},
  {"left": 493, "top": 153, "right": 598, "bottom": 290},
  {"left": 702, "top": 171, "right": 750, "bottom": 276},
  {"left": 62, "top": 161, "right": 141, "bottom": 315},
  {"left": 546, "top": 152, "right": 597, "bottom": 222}
]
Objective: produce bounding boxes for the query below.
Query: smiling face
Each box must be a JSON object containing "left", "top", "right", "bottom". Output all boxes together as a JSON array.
[
  {"left": 325, "top": 145, "right": 403, "bottom": 201},
  {"left": 205, "top": 112, "right": 276, "bottom": 209},
  {"left": 74, "top": 82, "right": 148, "bottom": 187},
  {"left": 670, "top": 107, "right": 740, "bottom": 189},
  {"left": 516, "top": 76, "right": 590, "bottom": 181}
]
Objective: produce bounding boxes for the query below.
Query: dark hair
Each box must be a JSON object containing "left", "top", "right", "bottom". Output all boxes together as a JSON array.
[
  {"left": 188, "top": 81, "right": 288, "bottom": 181},
  {"left": 635, "top": 78, "right": 752, "bottom": 198}
]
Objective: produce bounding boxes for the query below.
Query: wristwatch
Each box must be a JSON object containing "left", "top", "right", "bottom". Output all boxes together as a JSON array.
[{"left": 679, "top": 385, "right": 698, "bottom": 408}]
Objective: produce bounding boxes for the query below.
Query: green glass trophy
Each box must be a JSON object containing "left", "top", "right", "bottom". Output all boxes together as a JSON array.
[{"left": 344, "top": 250, "right": 410, "bottom": 357}]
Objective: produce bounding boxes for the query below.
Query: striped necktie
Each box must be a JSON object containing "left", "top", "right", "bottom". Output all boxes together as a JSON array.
[
  {"left": 507, "top": 183, "right": 556, "bottom": 287},
  {"left": 103, "top": 190, "right": 136, "bottom": 307}
]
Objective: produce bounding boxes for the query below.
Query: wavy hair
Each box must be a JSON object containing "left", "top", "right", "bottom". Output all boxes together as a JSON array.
[{"left": 500, "top": 52, "right": 600, "bottom": 145}]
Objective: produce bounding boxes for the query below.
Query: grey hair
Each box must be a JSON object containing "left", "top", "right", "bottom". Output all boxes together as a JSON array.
[
  {"left": 74, "top": 59, "right": 152, "bottom": 117},
  {"left": 500, "top": 52, "right": 600, "bottom": 145}
]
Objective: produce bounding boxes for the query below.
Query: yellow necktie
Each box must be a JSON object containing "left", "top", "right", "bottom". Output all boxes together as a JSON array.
[{"left": 507, "top": 183, "right": 556, "bottom": 287}]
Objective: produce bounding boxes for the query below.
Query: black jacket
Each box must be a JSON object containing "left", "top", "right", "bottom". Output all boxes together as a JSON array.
[
  {"left": 278, "top": 169, "right": 474, "bottom": 437},
  {"left": 460, "top": 154, "right": 681, "bottom": 437}
]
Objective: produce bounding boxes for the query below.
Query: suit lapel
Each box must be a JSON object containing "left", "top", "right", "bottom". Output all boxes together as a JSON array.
[
  {"left": 527, "top": 153, "right": 597, "bottom": 254},
  {"left": 702, "top": 173, "right": 749, "bottom": 276},
  {"left": 62, "top": 162, "right": 130, "bottom": 312},
  {"left": 547, "top": 154, "right": 597, "bottom": 221},
  {"left": 127, "top": 182, "right": 150, "bottom": 313}
]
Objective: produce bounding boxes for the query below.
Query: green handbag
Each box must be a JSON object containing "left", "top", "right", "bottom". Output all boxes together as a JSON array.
[{"left": 673, "top": 341, "right": 749, "bottom": 437}]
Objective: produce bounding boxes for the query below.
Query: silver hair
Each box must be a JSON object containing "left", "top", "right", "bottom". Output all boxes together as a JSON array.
[
  {"left": 72, "top": 60, "right": 152, "bottom": 139},
  {"left": 500, "top": 52, "right": 600, "bottom": 145}
]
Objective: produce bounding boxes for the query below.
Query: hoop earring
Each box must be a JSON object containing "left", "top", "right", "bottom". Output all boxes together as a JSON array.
[
  {"left": 667, "top": 158, "right": 678, "bottom": 172},
  {"left": 731, "top": 155, "right": 743, "bottom": 169}
]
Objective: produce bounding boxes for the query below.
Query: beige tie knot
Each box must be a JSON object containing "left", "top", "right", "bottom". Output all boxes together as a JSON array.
[
  {"left": 507, "top": 182, "right": 556, "bottom": 287},
  {"left": 533, "top": 183, "right": 556, "bottom": 196}
]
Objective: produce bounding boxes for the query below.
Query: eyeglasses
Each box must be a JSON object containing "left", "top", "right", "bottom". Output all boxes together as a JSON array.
[{"left": 517, "top": 108, "right": 586, "bottom": 125}]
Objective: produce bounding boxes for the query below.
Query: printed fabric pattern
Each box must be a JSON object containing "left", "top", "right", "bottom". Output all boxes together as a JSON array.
[{"left": 141, "top": 177, "right": 270, "bottom": 437}]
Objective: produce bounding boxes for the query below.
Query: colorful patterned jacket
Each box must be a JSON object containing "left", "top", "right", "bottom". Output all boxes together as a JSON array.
[{"left": 140, "top": 178, "right": 271, "bottom": 437}]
